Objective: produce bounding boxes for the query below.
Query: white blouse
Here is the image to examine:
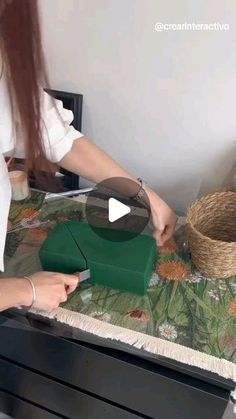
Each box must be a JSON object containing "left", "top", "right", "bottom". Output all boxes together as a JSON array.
[{"left": 0, "top": 71, "right": 83, "bottom": 271}]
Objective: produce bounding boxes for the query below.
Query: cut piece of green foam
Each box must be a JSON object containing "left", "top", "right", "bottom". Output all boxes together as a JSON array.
[{"left": 39, "top": 222, "right": 156, "bottom": 295}]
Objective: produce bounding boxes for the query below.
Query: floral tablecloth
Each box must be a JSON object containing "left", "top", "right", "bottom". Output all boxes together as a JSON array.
[{"left": 1, "top": 191, "right": 236, "bottom": 381}]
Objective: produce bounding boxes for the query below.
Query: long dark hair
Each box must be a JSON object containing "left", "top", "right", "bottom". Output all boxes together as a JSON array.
[{"left": 1, "top": 0, "right": 49, "bottom": 170}]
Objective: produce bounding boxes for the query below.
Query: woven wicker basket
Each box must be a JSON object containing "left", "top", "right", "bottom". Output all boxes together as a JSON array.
[{"left": 186, "top": 191, "right": 236, "bottom": 278}]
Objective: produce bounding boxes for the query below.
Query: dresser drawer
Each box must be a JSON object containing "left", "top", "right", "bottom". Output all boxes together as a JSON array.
[
  {"left": 0, "top": 358, "right": 140, "bottom": 419},
  {"left": 0, "top": 390, "right": 59, "bottom": 419}
]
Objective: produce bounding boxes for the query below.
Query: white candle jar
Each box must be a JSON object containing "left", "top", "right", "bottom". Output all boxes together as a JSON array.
[{"left": 8, "top": 164, "right": 30, "bottom": 201}]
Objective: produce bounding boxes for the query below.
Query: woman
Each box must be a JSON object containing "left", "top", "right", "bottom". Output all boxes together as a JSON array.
[{"left": 0, "top": 0, "right": 177, "bottom": 312}]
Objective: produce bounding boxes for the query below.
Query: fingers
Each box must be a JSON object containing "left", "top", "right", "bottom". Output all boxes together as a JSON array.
[
  {"left": 153, "top": 229, "right": 165, "bottom": 246},
  {"left": 42, "top": 272, "right": 79, "bottom": 294},
  {"left": 154, "top": 224, "right": 175, "bottom": 246},
  {"left": 162, "top": 225, "right": 175, "bottom": 243},
  {"left": 61, "top": 273, "right": 79, "bottom": 294},
  {"left": 60, "top": 274, "right": 79, "bottom": 288},
  {"left": 66, "top": 281, "right": 78, "bottom": 294},
  {"left": 60, "top": 289, "right": 68, "bottom": 303}
]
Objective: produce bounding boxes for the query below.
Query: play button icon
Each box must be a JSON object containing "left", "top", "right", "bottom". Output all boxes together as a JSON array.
[
  {"left": 108, "top": 198, "right": 130, "bottom": 222},
  {"left": 85, "top": 177, "right": 151, "bottom": 242}
]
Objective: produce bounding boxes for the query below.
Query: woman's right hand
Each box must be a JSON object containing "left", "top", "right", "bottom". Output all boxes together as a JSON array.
[{"left": 22, "top": 271, "right": 79, "bottom": 311}]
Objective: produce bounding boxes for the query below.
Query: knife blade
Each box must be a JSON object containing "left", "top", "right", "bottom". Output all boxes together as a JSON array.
[{"left": 75, "top": 269, "right": 90, "bottom": 284}]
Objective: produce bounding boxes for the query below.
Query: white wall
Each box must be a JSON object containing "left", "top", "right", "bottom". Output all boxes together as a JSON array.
[{"left": 40, "top": 0, "right": 236, "bottom": 212}]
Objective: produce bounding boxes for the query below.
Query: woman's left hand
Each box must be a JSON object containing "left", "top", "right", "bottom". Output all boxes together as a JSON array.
[{"left": 147, "top": 188, "right": 177, "bottom": 247}]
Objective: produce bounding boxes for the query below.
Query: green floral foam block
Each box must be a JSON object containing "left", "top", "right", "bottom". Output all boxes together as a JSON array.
[{"left": 39, "top": 221, "right": 156, "bottom": 295}]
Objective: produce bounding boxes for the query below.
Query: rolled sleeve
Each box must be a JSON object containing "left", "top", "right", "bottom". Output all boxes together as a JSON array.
[{"left": 42, "top": 92, "right": 84, "bottom": 163}]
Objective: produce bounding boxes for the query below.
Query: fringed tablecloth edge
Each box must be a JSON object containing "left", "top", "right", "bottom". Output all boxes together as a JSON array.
[{"left": 31, "top": 306, "right": 236, "bottom": 383}]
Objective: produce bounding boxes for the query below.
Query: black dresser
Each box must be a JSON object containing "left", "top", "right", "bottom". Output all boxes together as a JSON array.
[{"left": 0, "top": 309, "right": 234, "bottom": 419}]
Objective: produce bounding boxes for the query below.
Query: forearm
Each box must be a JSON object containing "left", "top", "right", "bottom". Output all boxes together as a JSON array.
[
  {"left": 60, "top": 138, "right": 142, "bottom": 197},
  {"left": 59, "top": 136, "right": 177, "bottom": 245},
  {"left": 0, "top": 277, "right": 31, "bottom": 311}
]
